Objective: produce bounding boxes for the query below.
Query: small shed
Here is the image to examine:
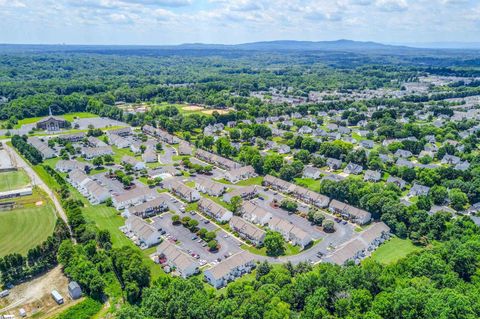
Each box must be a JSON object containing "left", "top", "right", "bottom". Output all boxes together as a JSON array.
[{"left": 68, "top": 281, "right": 82, "bottom": 300}]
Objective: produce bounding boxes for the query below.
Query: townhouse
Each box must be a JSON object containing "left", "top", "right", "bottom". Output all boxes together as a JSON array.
[
  {"left": 80, "top": 146, "right": 113, "bottom": 159},
  {"left": 223, "top": 185, "right": 258, "bottom": 203},
  {"left": 197, "top": 197, "right": 233, "bottom": 222},
  {"left": 195, "top": 149, "right": 242, "bottom": 170},
  {"left": 125, "top": 215, "right": 160, "bottom": 247},
  {"left": 112, "top": 187, "right": 158, "bottom": 210},
  {"left": 224, "top": 165, "right": 257, "bottom": 184},
  {"left": 240, "top": 201, "right": 272, "bottom": 225},
  {"left": 328, "top": 199, "right": 371, "bottom": 225},
  {"left": 268, "top": 216, "right": 313, "bottom": 248},
  {"left": 27, "top": 137, "right": 56, "bottom": 159},
  {"left": 164, "top": 180, "right": 201, "bottom": 203},
  {"left": 55, "top": 160, "right": 91, "bottom": 173},
  {"left": 142, "top": 147, "right": 158, "bottom": 163},
  {"left": 195, "top": 178, "right": 227, "bottom": 197},
  {"left": 58, "top": 132, "right": 86, "bottom": 143},
  {"left": 229, "top": 216, "right": 266, "bottom": 245},
  {"left": 122, "top": 155, "right": 146, "bottom": 171},
  {"left": 86, "top": 136, "right": 107, "bottom": 147},
  {"left": 125, "top": 195, "right": 169, "bottom": 218},
  {"left": 156, "top": 241, "right": 199, "bottom": 278},
  {"left": 204, "top": 251, "right": 255, "bottom": 288}
]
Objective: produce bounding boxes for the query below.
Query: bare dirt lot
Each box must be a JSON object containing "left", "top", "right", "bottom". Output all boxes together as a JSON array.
[
  {"left": 201, "top": 109, "right": 230, "bottom": 115},
  {"left": 0, "top": 266, "right": 79, "bottom": 318}
]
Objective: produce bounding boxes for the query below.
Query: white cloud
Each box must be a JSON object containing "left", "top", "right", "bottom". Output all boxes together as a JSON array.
[{"left": 376, "top": 0, "right": 408, "bottom": 12}]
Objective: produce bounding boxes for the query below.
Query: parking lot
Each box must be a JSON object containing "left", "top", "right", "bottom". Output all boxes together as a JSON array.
[
  {"left": 152, "top": 211, "right": 242, "bottom": 264},
  {"left": 255, "top": 189, "right": 357, "bottom": 248}
]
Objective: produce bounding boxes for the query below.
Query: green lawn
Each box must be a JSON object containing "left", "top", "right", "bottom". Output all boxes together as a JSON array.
[
  {"left": 241, "top": 242, "right": 302, "bottom": 257},
  {"left": 215, "top": 176, "right": 264, "bottom": 186},
  {"left": 0, "top": 201, "right": 56, "bottom": 257},
  {"left": 294, "top": 177, "right": 321, "bottom": 192},
  {"left": 0, "top": 169, "right": 30, "bottom": 192},
  {"left": 370, "top": 237, "right": 422, "bottom": 265},
  {"left": 62, "top": 112, "right": 98, "bottom": 122}
]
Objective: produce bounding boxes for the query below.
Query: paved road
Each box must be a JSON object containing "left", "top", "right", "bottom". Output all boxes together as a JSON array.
[{"left": 3, "top": 142, "right": 72, "bottom": 236}]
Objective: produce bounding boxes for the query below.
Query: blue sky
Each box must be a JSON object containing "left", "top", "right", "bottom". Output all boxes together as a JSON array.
[{"left": 0, "top": 0, "right": 478, "bottom": 45}]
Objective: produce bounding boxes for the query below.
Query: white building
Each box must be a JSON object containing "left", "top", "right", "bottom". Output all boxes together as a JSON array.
[{"left": 204, "top": 251, "right": 255, "bottom": 288}]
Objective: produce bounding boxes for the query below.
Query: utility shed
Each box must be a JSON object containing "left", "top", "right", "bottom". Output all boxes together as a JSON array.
[{"left": 68, "top": 281, "right": 82, "bottom": 300}]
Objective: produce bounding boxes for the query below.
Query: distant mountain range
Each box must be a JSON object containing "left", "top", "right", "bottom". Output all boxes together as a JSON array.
[
  {"left": 1, "top": 39, "right": 479, "bottom": 54},
  {"left": 175, "top": 39, "right": 411, "bottom": 51}
]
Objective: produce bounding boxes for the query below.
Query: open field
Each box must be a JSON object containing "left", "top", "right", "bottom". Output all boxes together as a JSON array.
[
  {"left": 0, "top": 197, "right": 56, "bottom": 257},
  {"left": 61, "top": 112, "right": 98, "bottom": 122},
  {"left": 370, "top": 237, "right": 422, "bottom": 265},
  {"left": 0, "top": 169, "right": 30, "bottom": 192}
]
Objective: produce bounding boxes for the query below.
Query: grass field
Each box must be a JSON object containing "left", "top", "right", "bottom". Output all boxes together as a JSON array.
[
  {"left": 370, "top": 237, "right": 422, "bottom": 265},
  {"left": 0, "top": 199, "right": 56, "bottom": 257},
  {"left": 216, "top": 176, "right": 264, "bottom": 186},
  {"left": 294, "top": 177, "right": 321, "bottom": 192},
  {"left": 0, "top": 169, "right": 30, "bottom": 192}
]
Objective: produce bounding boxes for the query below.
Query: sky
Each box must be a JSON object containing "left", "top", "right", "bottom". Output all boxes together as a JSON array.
[{"left": 0, "top": 0, "right": 479, "bottom": 45}]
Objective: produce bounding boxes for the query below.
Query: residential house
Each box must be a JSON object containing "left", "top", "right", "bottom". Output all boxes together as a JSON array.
[
  {"left": 164, "top": 180, "right": 200, "bottom": 203},
  {"left": 27, "top": 137, "right": 56, "bottom": 159},
  {"left": 204, "top": 251, "right": 255, "bottom": 288},
  {"left": 195, "top": 149, "right": 242, "bottom": 170},
  {"left": 58, "top": 132, "right": 86, "bottom": 143},
  {"left": 268, "top": 216, "right": 313, "bottom": 248},
  {"left": 409, "top": 183, "right": 430, "bottom": 197},
  {"left": 344, "top": 162, "right": 363, "bottom": 175},
  {"left": 142, "top": 147, "right": 158, "bottom": 163},
  {"left": 195, "top": 178, "right": 226, "bottom": 197},
  {"left": 298, "top": 126, "right": 313, "bottom": 134},
  {"left": 386, "top": 176, "right": 407, "bottom": 189},
  {"left": 83, "top": 180, "right": 110, "bottom": 204},
  {"left": 125, "top": 215, "right": 160, "bottom": 247},
  {"left": 441, "top": 154, "right": 461, "bottom": 165},
  {"left": 107, "top": 127, "right": 132, "bottom": 137},
  {"left": 122, "top": 155, "right": 146, "bottom": 171},
  {"left": 112, "top": 187, "right": 158, "bottom": 210},
  {"left": 223, "top": 185, "right": 258, "bottom": 203},
  {"left": 326, "top": 158, "right": 342, "bottom": 170},
  {"left": 455, "top": 161, "right": 470, "bottom": 171},
  {"left": 303, "top": 166, "right": 322, "bottom": 180},
  {"left": 224, "top": 165, "right": 257, "bottom": 184},
  {"left": 324, "top": 238, "right": 367, "bottom": 265},
  {"left": 396, "top": 158, "right": 415, "bottom": 168},
  {"left": 328, "top": 199, "right": 371, "bottom": 225},
  {"left": 86, "top": 136, "right": 107, "bottom": 147},
  {"left": 108, "top": 134, "right": 131, "bottom": 149},
  {"left": 240, "top": 201, "right": 272, "bottom": 225},
  {"left": 198, "top": 197, "right": 233, "bottom": 222},
  {"left": 277, "top": 144, "right": 291, "bottom": 154},
  {"left": 55, "top": 160, "right": 91, "bottom": 173},
  {"left": 229, "top": 216, "right": 266, "bottom": 245},
  {"left": 156, "top": 241, "right": 199, "bottom": 278},
  {"left": 363, "top": 170, "right": 381, "bottom": 182},
  {"left": 360, "top": 140, "right": 374, "bottom": 149},
  {"left": 395, "top": 149, "right": 413, "bottom": 158},
  {"left": 178, "top": 142, "right": 193, "bottom": 155},
  {"left": 80, "top": 146, "right": 113, "bottom": 159},
  {"left": 125, "top": 195, "right": 169, "bottom": 218}
]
